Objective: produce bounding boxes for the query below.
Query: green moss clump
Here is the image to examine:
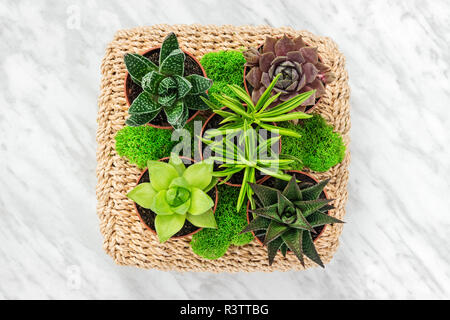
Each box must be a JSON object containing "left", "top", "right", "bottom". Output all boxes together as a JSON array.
[
  {"left": 190, "top": 184, "right": 254, "bottom": 260},
  {"left": 281, "top": 114, "right": 346, "bottom": 172},
  {"left": 115, "top": 123, "right": 196, "bottom": 169},
  {"left": 200, "top": 50, "right": 246, "bottom": 105}
]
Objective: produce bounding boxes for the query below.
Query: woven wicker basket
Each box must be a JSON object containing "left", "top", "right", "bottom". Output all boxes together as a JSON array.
[{"left": 96, "top": 24, "right": 350, "bottom": 272}]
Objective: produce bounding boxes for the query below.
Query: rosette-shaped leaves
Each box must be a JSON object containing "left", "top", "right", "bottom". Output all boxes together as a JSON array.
[
  {"left": 244, "top": 35, "right": 336, "bottom": 111},
  {"left": 127, "top": 153, "right": 218, "bottom": 243},
  {"left": 241, "top": 176, "right": 344, "bottom": 266},
  {"left": 124, "top": 32, "right": 212, "bottom": 129}
]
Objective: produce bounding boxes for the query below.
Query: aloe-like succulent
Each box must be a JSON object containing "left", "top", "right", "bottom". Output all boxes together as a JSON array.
[
  {"left": 244, "top": 35, "right": 335, "bottom": 111},
  {"left": 127, "top": 153, "right": 218, "bottom": 243},
  {"left": 124, "top": 32, "right": 212, "bottom": 129},
  {"left": 201, "top": 74, "right": 314, "bottom": 139},
  {"left": 241, "top": 176, "right": 343, "bottom": 266},
  {"left": 202, "top": 121, "right": 299, "bottom": 212}
]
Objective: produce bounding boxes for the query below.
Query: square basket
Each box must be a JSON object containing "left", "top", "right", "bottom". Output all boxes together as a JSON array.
[{"left": 96, "top": 24, "right": 350, "bottom": 272}]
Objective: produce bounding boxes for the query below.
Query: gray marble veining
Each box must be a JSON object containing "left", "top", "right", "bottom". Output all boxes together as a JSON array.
[{"left": 0, "top": 0, "right": 449, "bottom": 299}]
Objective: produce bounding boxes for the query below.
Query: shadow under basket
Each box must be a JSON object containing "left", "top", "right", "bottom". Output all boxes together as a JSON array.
[{"left": 96, "top": 24, "right": 350, "bottom": 272}]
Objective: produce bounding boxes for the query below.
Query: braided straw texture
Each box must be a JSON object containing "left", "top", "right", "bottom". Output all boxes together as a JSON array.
[{"left": 97, "top": 24, "right": 350, "bottom": 272}]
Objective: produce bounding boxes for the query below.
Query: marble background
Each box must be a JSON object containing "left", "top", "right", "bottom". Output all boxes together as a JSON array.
[{"left": 0, "top": 0, "right": 449, "bottom": 299}]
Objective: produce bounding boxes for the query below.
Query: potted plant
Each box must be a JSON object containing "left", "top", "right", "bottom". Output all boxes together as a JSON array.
[
  {"left": 124, "top": 32, "right": 212, "bottom": 129},
  {"left": 243, "top": 35, "right": 336, "bottom": 114},
  {"left": 241, "top": 171, "right": 344, "bottom": 267},
  {"left": 127, "top": 153, "right": 218, "bottom": 243}
]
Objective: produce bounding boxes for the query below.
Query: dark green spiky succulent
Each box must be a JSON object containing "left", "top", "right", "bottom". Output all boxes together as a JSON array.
[
  {"left": 241, "top": 176, "right": 344, "bottom": 267},
  {"left": 124, "top": 32, "right": 212, "bottom": 129}
]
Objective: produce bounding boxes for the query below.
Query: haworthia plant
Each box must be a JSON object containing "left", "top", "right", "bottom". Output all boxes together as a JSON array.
[
  {"left": 124, "top": 32, "right": 212, "bottom": 129},
  {"left": 241, "top": 176, "right": 344, "bottom": 267}
]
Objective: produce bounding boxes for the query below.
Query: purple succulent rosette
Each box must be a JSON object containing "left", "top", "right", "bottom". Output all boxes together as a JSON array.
[{"left": 244, "top": 35, "right": 335, "bottom": 111}]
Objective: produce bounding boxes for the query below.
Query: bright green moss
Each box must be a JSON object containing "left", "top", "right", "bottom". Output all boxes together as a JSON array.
[
  {"left": 280, "top": 114, "right": 346, "bottom": 172},
  {"left": 115, "top": 122, "right": 196, "bottom": 169},
  {"left": 190, "top": 184, "right": 254, "bottom": 260},
  {"left": 200, "top": 50, "right": 246, "bottom": 105}
]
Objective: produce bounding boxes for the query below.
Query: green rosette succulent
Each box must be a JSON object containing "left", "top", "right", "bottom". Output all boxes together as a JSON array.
[
  {"left": 127, "top": 153, "right": 218, "bottom": 243},
  {"left": 124, "top": 32, "right": 212, "bottom": 129},
  {"left": 241, "top": 176, "right": 344, "bottom": 267}
]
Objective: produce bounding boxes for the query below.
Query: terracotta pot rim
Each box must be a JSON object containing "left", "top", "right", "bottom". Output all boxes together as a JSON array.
[
  {"left": 246, "top": 170, "right": 329, "bottom": 248},
  {"left": 133, "top": 156, "right": 219, "bottom": 240},
  {"left": 242, "top": 39, "right": 325, "bottom": 114},
  {"left": 124, "top": 46, "right": 206, "bottom": 130},
  {"left": 198, "top": 108, "right": 282, "bottom": 187}
]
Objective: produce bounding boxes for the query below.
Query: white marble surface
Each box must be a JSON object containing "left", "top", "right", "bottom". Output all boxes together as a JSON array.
[{"left": 0, "top": 0, "right": 449, "bottom": 299}]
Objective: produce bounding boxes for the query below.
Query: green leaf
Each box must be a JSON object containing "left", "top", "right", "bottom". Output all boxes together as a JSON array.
[
  {"left": 248, "top": 183, "right": 278, "bottom": 207},
  {"left": 186, "top": 74, "right": 212, "bottom": 94},
  {"left": 183, "top": 161, "right": 213, "bottom": 190},
  {"left": 267, "top": 236, "right": 284, "bottom": 266},
  {"left": 164, "top": 100, "right": 185, "bottom": 127},
  {"left": 126, "top": 111, "right": 159, "bottom": 126},
  {"left": 147, "top": 160, "right": 180, "bottom": 191},
  {"left": 127, "top": 182, "right": 157, "bottom": 209},
  {"left": 307, "top": 211, "right": 344, "bottom": 228},
  {"left": 124, "top": 53, "right": 157, "bottom": 85},
  {"left": 236, "top": 167, "right": 250, "bottom": 212},
  {"left": 289, "top": 208, "right": 315, "bottom": 231},
  {"left": 172, "top": 199, "right": 191, "bottom": 215},
  {"left": 200, "top": 95, "right": 221, "bottom": 111},
  {"left": 277, "top": 191, "right": 293, "bottom": 216},
  {"left": 294, "top": 199, "right": 333, "bottom": 217},
  {"left": 281, "top": 229, "right": 304, "bottom": 265},
  {"left": 151, "top": 190, "right": 175, "bottom": 215},
  {"left": 262, "top": 90, "right": 316, "bottom": 117},
  {"left": 228, "top": 84, "right": 255, "bottom": 111},
  {"left": 213, "top": 94, "right": 250, "bottom": 119},
  {"left": 155, "top": 213, "right": 186, "bottom": 243},
  {"left": 302, "top": 179, "right": 331, "bottom": 201},
  {"left": 169, "top": 153, "right": 186, "bottom": 175},
  {"left": 302, "top": 230, "right": 324, "bottom": 267},
  {"left": 187, "top": 209, "right": 217, "bottom": 228},
  {"left": 282, "top": 176, "right": 302, "bottom": 202},
  {"left": 174, "top": 75, "right": 192, "bottom": 99},
  {"left": 240, "top": 216, "right": 271, "bottom": 234},
  {"left": 159, "top": 32, "right": 179, "bottom": 66},
  {"left": 250, "top": 203, "right": 280, "bottom": 222},
  {"left": 184, "top": 93, "right": 210, "bottom": 110},
  {"left": 128, "top": 91, "right": 161, "bottom": 115},
  {"left": 189, "top": 187, "right": 214, "bottom": 215},
  {"left": 203, "top": 177, "right": 218, "bottom": 193},
  {"left": 260, "top": 112, "right": 312, "bottom": 122},
  {"left": 255, "top": 73, "right": 281, "bottom": 111},
  {"left": 160, "top": 49, "right": 185, "bottom": 76},
  {"left": 257, "top": 166, "right": 294, "bottom": 181},
  {"left": 263, "top": 220, "right": 288, "bottom": 244},
  {"left": 258, "top": 92, "right": 281, "bottom": 114},
  {"left": 141, "top": 71, "right": 166, "bottom": 95},
  {"left": 258, "top": 122, "right": 302, "bottom": 138}
]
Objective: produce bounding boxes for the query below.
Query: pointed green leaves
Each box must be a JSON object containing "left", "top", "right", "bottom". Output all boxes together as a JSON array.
[
  {"left": 164, "top": 100, "right": 185, "bottom": 127},
  {"left": 127, "top": 183, "right": 157, "bottom": 209},
  {"left": 281, "top": 229, "right": 304, "bottom": 266},
  {"left": 185, "top": 93, "right": 210, "bottom": 110},
  {"left": 126, "top": 112, "right": 159, "bottom": 126},
  {"left": 189, "top": 187, "right": 214, "bottom": 215},
  {"left": 248, "top": 183, "right": 278, "bottom": 207},
  {"left": 128, "top": 91, "right": 161, "bottom": 115},
  {"left": 147, "top": 160, "right": 180, "bottom": 191},
  {"left": 182, "top": 161, "right": 213, "bottom": 190},
  {"left": 263, "top": 220, "right": 288, "bottom": 244},
  {"left": 159, "top": 32, "right": 180, "bottom": 66},
  {"left": 294, "top": 198, "right": 333, "bottom": 217},
  {"left": 302, "top": 179, "right": 330, "bottom": 200},
  {"left": 169, "top": 153, "right": 186, "bottom": 175},
  {"left": 142, "top": 71, "right": 165, "bottom": 95},
  {"left": 307, "top": 211, "right": 344, "bottom": 228},
  {"left": 241, "top": 216, "right": 271, "bottom": 234},
  {"left": 124, "top": 53, "right": 157, "bottom": 85},
  {"left": 155, "top": 213, "right": 186, "bottom": 243},
  {"left": 160, "top": 49, "right": 185, "bottom": 76},
  {"left": 174, "top": 75, "right": 192, "bottom": 99},
  {"left": 302, "top": 230, "right": 324, "bottom": 267},
  {"left": 186, "top": 74, "right": 212, "bottom": 94},
  {"left": 282, "top": 175, "right": 302, "bottom": 201},
  {"left": 267, "top": 237, "right": 284, "bottom": 266},
  {"left": 187, "top": 209, "right": 217, "bottom": 228}
]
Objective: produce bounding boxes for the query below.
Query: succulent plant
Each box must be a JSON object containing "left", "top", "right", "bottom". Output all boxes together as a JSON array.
[
  {"left": 124, "top": 32, "right": 212, "bottom": 129},
  {"left": 244, "top": 35, "right": 335, "bottom": 111},
  {"left": 202, "top": 121, "right": 300, "bottom": 212},
  {"left": 201, "top": 74, "right": 314, "bottom": 139},
  {"left": 127, "top": 153, "right": 218, "bottom": 243},
  {"left": 241, "top": 176, "right": 344, "bottom": 266}
]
